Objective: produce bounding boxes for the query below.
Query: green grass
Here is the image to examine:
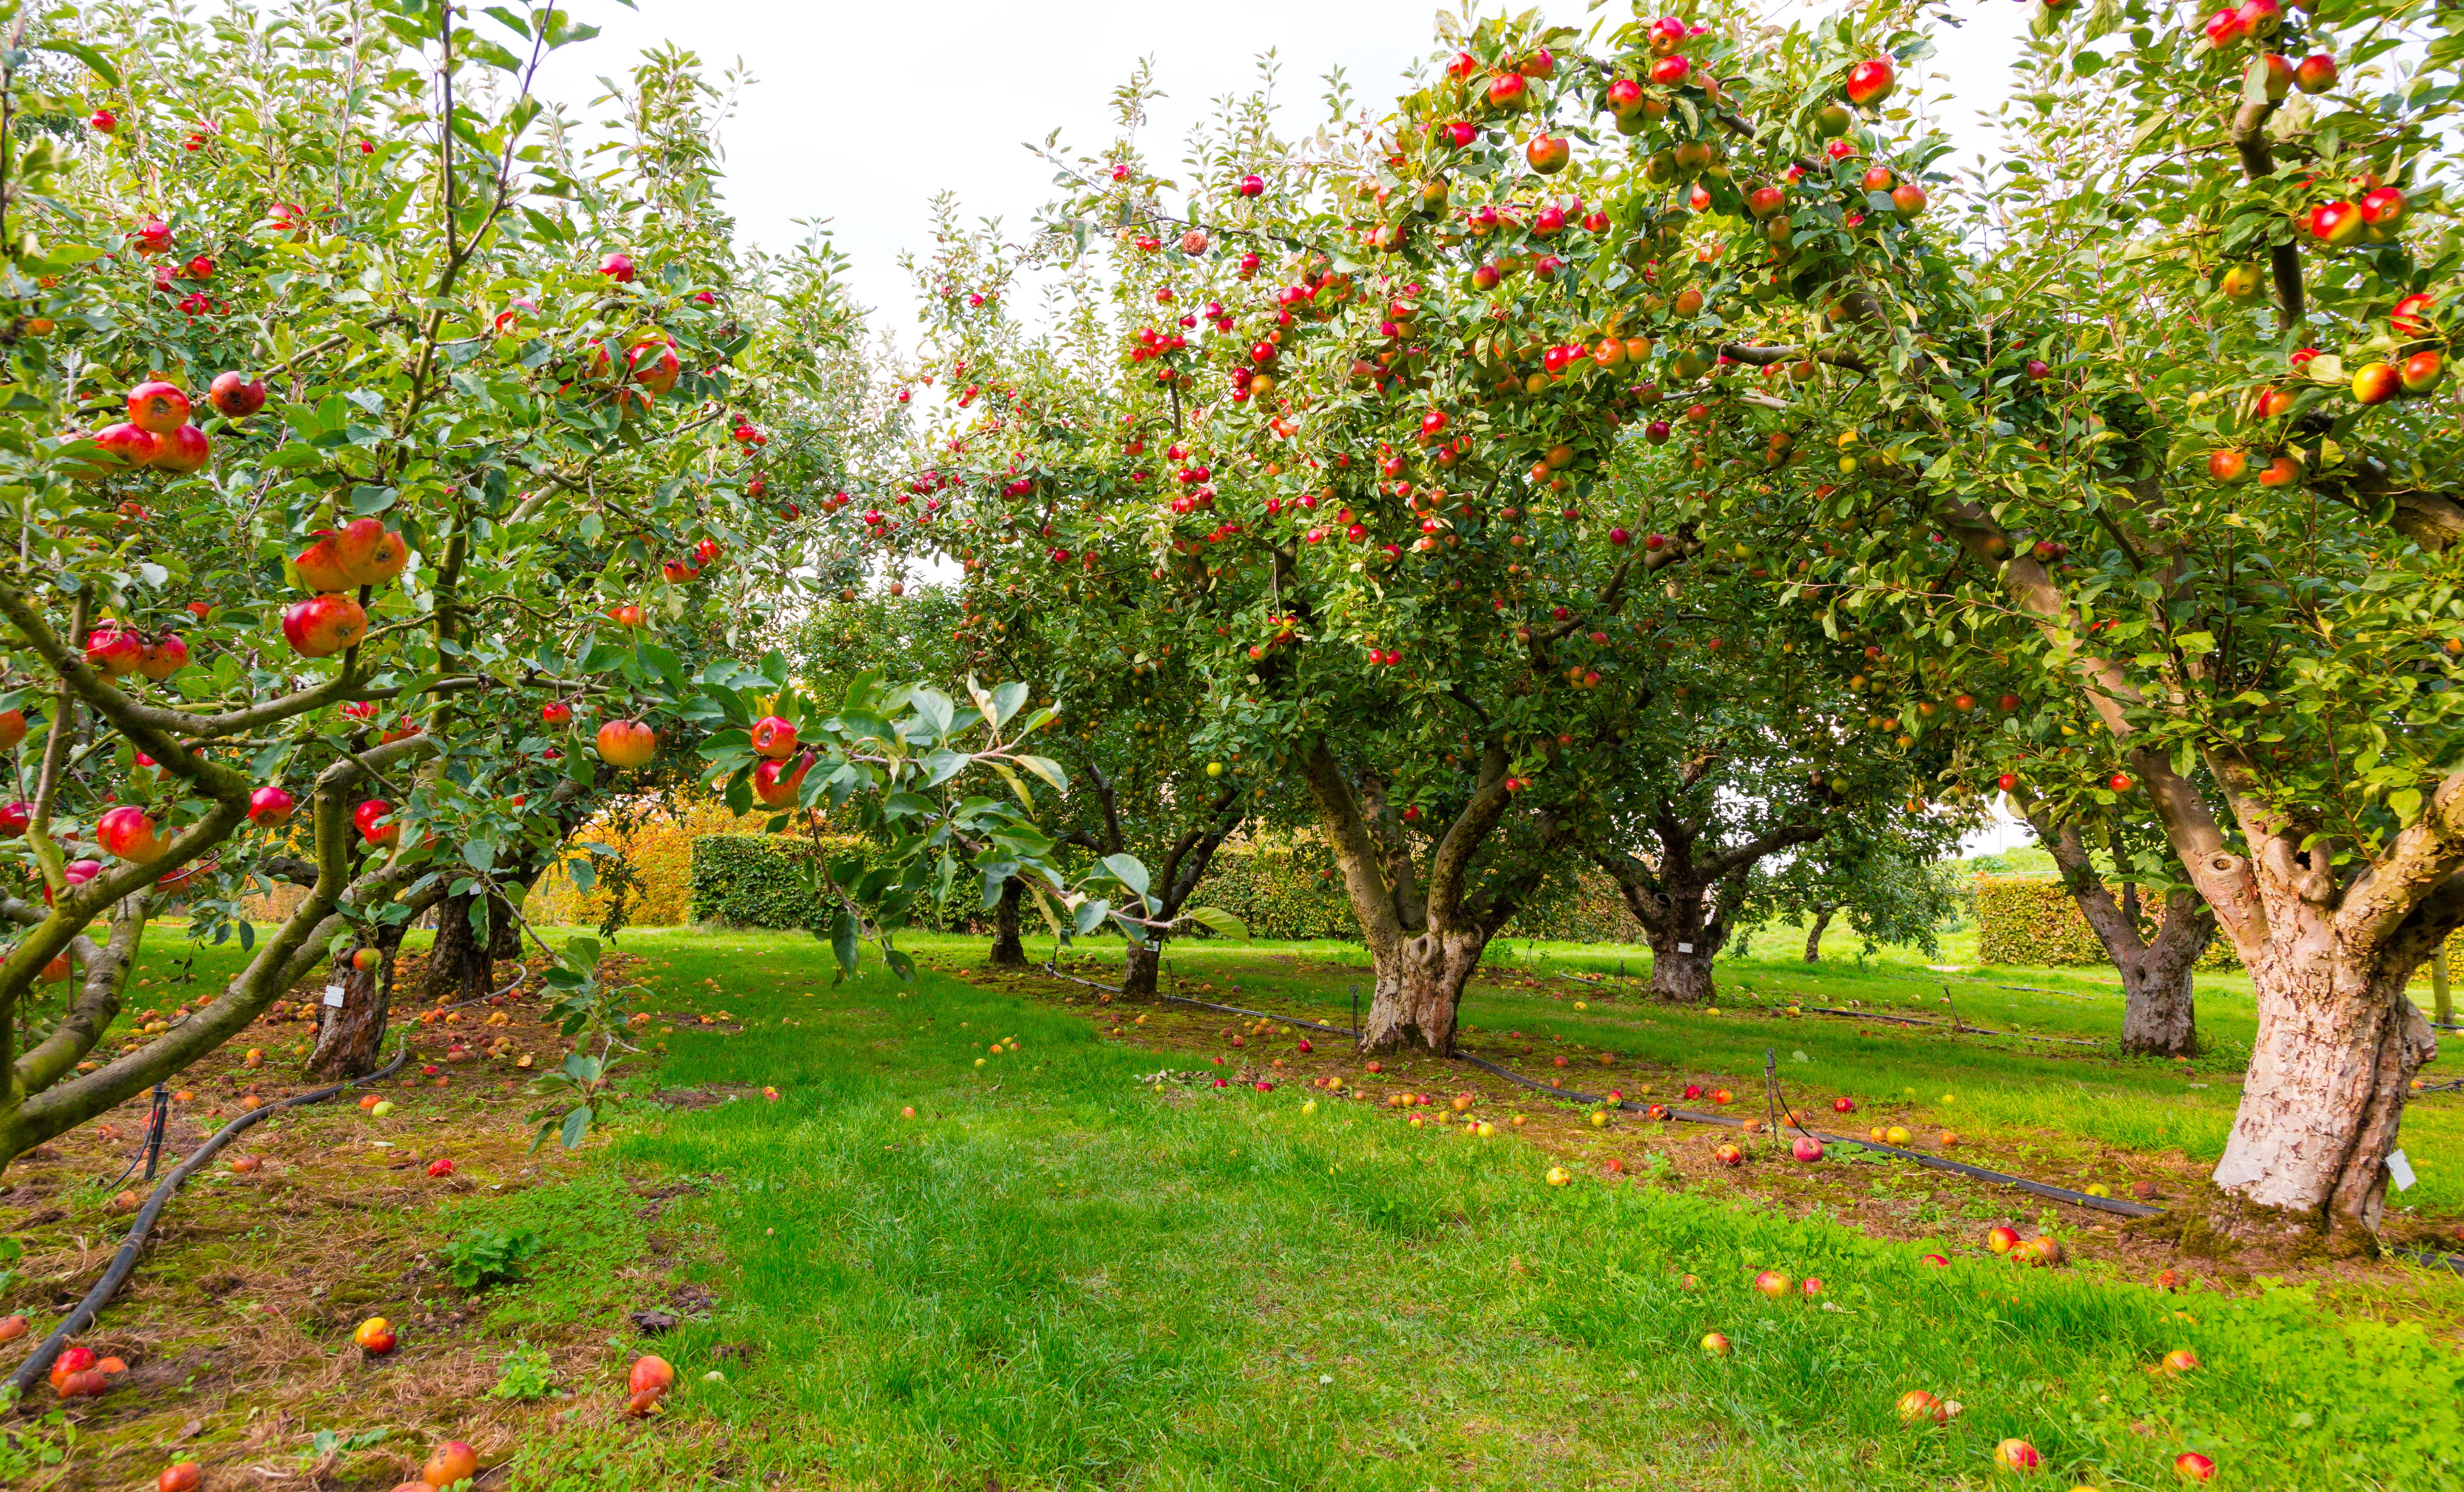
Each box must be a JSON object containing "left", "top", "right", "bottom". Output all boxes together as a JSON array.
[
  {"left": 422, "top": 928, "right": 2464, "bottom": 1490},
  {"left": 887, "top": 923, "right": 2464, "bottom": 1219}
]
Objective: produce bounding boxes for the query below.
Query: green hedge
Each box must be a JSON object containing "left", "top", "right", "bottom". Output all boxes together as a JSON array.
[
  {"left": 685, "top": 832, "right": 1646, "bottom": 943},
  {"left": 1973, "top": 875, "right": 2236, "bottom": 970},
  {"left": 689, "top": 834, "right": 975, "bottom": 932}
]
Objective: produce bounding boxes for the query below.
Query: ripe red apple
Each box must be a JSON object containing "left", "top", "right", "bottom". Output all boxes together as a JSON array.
[
  {"left": 2401, "top": 349, "right": 2444, "bottom": 394},
  {"left": 152, "top": 424, "right": 211, "bottom": 474},
  {"left": 1890, "top": 181, "right": 1928, "bottom": 218},
  {"left": 2254, "top": 52, "right": 2293, "bottom": 99},
  {"left": 596, "top": 718, "right": 657, "bottom": 768},
  {"left": 353, "top": 799, "right": 398, "bottom": 847},
  {"left": 0, "top": 801, "right": 30, "bottom": 837},
  {"left": 2162, "top": 1348, "right": 2200, "bottom": 1374},
  {"left": 291, "top": 531, "right": 355, "bottom": 591},
  {"left": 208, "top": 371, "right": 267, "bottom": 417},
  {"left": 2391, "top": 292, "right": 2437, "bottom": 338},
  {"left": 158, "top": 1461, "right": 202, "bottom": 1492},
  {"left": 2308, "top": 199, "right": 2364, "bottom": 246},
  {"left": 752, "top": 751, "right": 814, "bottom": 807},
  {"left": 354, "top": 1315, "right": 397, "bottom": 1354},
  {"left": 137, "top": 633, "right": 190, "bottom": 680},
  {"left": 1751, "top": 1270, "right": 1793, "bottom": 1298},
  {"left": 1712, "top": 1142, "right": 1744, "bottom": 1166},
  {"left": 1486, "top": 72, "right": 1528, "bottom": 110},
  {"left": 630, "top": 1354, "right": 676, "bottom": 1395},
  {"left": 333, "top": 518, "right": 409, "bottom": 585},
  {"left": 98, "top": 805, "right": 164, "bottom": 863},
  {"left": 0, "top": 709, "right": 21, "bottom": 750},
  {"left": 44, "top": 858, "right": 102, "bottom": 906},
  {"left": 422, "top": 1440, "right": 480, "bottom": 1488},
  {"left": 85, "top": 627, "right": 144, "bottom": 674},
  {"left": 2294, "top": 53, "right": 2337, "bottom": 92},
  {"left": 1993, "top": 1439, "right": 2041, "bottom": 1474},
  {"left": 1897, "top": 1389, "right": 1947, "bottom": 1426},
  {"left": 1791, "top": 1135, "right": 1825, "bottom": 1162},
  {"left": 2175, "top": 1451, "right": 2216, "bottom": 1483},
  {"left": 248, "top": 785, "right": 296, "bottom": 826},
  {"left": 1700, "top": 1332, "right": 1730, "bottom": 1357},
  {"left": 1648, "top": 54, "right": 1690, "bottom": 86},
  {"left": 2206, "top": 448, "right": 2250, "bottom": 485},
  {"left": 540, "top": 701, "right": 574, "bottom": 727},
  {"left": 598, "top": 252, "right": 636, "bottom": 282},
  {"left": 2360, "top": 185, "right": 2408, "bottom": 229},
  {"left": 94, "top": 421, "right": 160, "bottom": 469},
  {"left": 1844, "top": 57, "right": 1895, "bottom": 108},
  {"left": 127, "top": 380, "right": 191, "bottom": 435},
  {"left": 1986, "top": 1225, "right": 2022, "bottom": 1254},
  {"left": 281, "top": 593, "right": 368, "bottom": 658},
  {"left": 750, "top": 716, "right": 799, "bottom": 758}
]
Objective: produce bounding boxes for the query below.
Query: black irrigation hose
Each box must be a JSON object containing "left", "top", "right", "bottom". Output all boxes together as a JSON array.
[
  {"left": 5, "top": 1040, "right": 410, "bottom": 1406},
  {"left": 1797, "top": 1005, "right": 2103, "bottom": 1047}
]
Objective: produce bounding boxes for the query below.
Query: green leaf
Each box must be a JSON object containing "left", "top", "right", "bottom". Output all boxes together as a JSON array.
[
  {"left": 1181, "top": 905, "right": 1251, "bottom": 940},
  {"left": 34, "top": 39, "right": 121, "bottom": 86},
  {"left": 558, "top": 1104, "right": 591, "bottom": 1150},
  {"left": 1016, "top": 755, "right": 1069, "bottom": 793},
  {"left": 1100, "top": 853, "right": 1150, "bottom": 898}
]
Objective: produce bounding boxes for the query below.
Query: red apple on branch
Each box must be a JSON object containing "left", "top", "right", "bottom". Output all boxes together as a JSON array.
[
  {"left": 248, "top": 785, "right": 296, "bottom": 826},
  {"left": 208, "top": 371, "right": 267, "bottom": 417},
  {"left": 281, "top": 594, "right": 368, "bottom": 658},
  {"left": 596, "top": 718, "right": 658, "bottom": 768}
]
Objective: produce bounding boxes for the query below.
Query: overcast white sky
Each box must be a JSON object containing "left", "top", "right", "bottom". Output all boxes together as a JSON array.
[
  {"left": 529, "top": 0, "right": 2035, "bottom": 334},
  {"left": 526, "top": 0, "right": 2039, "bottom": 855}
]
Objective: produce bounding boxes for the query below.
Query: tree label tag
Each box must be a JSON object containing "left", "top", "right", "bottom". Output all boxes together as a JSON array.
[
  {"left": 323, "top": 985, "right": 346, "bottom": 1008},
  {"left": 1677, "top": 943, "right": 1694, "bottom": 954},
  {"left": 2388, "top": 1150, "right": 2417, "bottom": 1191}
]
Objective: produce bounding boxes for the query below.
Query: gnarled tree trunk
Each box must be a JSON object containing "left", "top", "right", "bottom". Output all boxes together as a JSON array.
[
  {"left": 1592, "top": 800, "right": 1821, "bottom": 1004},
  {"left": 2214, "top": 912, "right": 2438, "bottom": 1228},
  {"left": 2031, "top": 814, "right": 2210, "bottom": 1058},
  {"left": 1298, "top": 739, "right": 1550, "bottom": 1054}
]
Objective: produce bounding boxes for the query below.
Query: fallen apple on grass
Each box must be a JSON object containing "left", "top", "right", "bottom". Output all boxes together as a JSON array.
[
  {"left": 1751, "top": 1270, "right": 1794, "bottom": 1299},
  {"left": 421, "top": 1439, "right": 479, "bottom": 1488},
  {"left": 1700, "top": 1331, "right": 1731, "bottom": 1357},
  {"left": 1897, "top": 1389, "right": 1949, "bottom": 1426},
  {"left": 1992, "top": 1438, "right": 2042, "bottom": 1474},
  {"left": 355, "top": 1315, "right": 398, "bottom": 1355},
  {"left": 2175, "top": 1451, "right": 2216, "bottom": 1482},
  {"left": 158, "top": 1462, "right": 203, "bottom": 1492}
]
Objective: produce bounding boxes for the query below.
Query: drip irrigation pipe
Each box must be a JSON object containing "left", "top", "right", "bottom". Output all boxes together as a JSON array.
[
  {"left": 5, "top": 1040, "right": 410, "bottom": 1405},
  {"left": 1796, "top": 1005, "right": 2102, "bottom": 1047},
  {"left": 1062, "top": 978, "right": 2464, "bottom": 1276}
]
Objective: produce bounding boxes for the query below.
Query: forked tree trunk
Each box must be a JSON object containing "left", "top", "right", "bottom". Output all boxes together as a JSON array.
[
  {"left": 1614, "top": 882, "right": 1729, "bottom": 1001},
  {"left": 2117, "top": 894, "right": 2209, "bottom": 1057},
  {"left": 1121, "top": 938, "right": 1162, "bottom": 996},
  {"left": 1803, "top": 907, "right": 1834, "bottom": 963},
  {"left": 2033, "top": 815, "right": 2210, "bottom": 1058},
  {"left": 989, "top": 877, "right": 1028, "bottom": 967},
  {"left": 1360, "top": 927, "right": 1494, "bottom": 1052},
  {"left": 309, "top": 921, "right": 406, "bottom": 1079}
]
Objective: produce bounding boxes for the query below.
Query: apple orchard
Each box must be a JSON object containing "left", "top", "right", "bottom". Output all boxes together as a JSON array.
[{"left": 3, "top": 0, "right": 2463, "bottom": 1363}]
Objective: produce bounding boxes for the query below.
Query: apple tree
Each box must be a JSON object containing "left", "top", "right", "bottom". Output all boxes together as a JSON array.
[{"left": 0, "top": 0, "right": 864, "bottom": 1165}]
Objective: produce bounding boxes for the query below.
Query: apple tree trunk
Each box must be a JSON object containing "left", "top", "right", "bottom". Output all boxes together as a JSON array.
[
  {"left": 2115, "top": 896, "right": 2209, "bottom": 1059},
  {"left": 1803, "top": 908, "right": 1834, "bottom": 963},
  {"left": 1635, "top": 885, "right": 1726, "bottom": 1001},
  {"left": 2213, "top": 914, "right": 2437, "bottom": 1232},
  {"left": 309, "top": 921, "right": 405, "bottom": 1080},
  {"left": 423, "top": 889, "right": 522, "bottom": 1004},
  {"left": 1360, "top": 927, "right": 1493, "bottom": 1053},
  {"left": 1121, "top": 938, "right": 1162, "bottom": 997},
  {"left": 988, "top": 877, "right": 1028, "bottom": 967}
]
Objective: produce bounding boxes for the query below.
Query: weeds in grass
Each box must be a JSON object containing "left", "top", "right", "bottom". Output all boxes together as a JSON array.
[
  {"left": 487, "top": 1343, "right": 557, "bottom": 1402},
  {"left": 442, "top": 1226, "right": 543, "bottom": 1289}
]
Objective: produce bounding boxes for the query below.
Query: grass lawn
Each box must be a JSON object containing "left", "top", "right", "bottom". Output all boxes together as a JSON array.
[{"left": 4, "top": 924, "right": 2463, "bottom": 1489}]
